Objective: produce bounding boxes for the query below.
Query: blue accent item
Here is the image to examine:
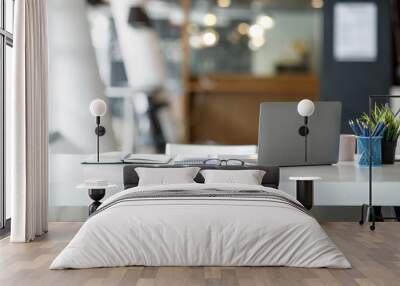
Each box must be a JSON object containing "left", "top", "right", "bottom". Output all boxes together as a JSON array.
[
  {"left": 372, "top": 123, "right": 379, "bottom": 136},
  {"left": 355, "top": 119, "right": 364, "bottom": 136},
  {"left": 356, "top": 136, "right": 382, "bottom": 167},
  {"left": 372, "top": 122, "right": 385, "bottom": 137},
  {"left": 378, "top": 126, "right": 387, "bottom": 137},
  {"left": 349, "top": 120, "right": 360, "bottom": 136},
  {"left": 375, "top": 125, "right": 386, "bottom": 137}
]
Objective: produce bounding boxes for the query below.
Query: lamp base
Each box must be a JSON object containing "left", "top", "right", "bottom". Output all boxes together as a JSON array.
[
  {"left": 95, "top": 126, "right": 106, "bottom": 136},
  {"left": 298, "top": 126, "right": 309, "bottom": 136},
  {"left": 88, "top": 189, "right": 105, "bottom": 215}
]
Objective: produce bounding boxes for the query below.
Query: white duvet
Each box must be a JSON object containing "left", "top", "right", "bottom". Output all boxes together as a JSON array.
[{"left": 50, "top": 183, "right": 351, "bottom": 269}]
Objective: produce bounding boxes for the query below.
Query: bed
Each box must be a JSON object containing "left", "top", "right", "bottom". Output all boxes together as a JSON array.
[{"left": 50, "top": 165, "right": 350, "bottom": 269}]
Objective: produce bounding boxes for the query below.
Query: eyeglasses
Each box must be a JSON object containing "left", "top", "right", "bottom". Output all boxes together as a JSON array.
[{"left": 203, "top": 159, "right": 245, "bottom": 166}]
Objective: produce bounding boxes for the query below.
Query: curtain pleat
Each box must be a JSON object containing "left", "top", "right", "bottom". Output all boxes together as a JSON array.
[{"left": 10, "top": 0, "right": 48, "bottom": 242}]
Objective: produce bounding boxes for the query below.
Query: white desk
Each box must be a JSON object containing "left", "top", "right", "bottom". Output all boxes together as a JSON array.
[
  {"left": 280, "top": 162, "right": 400, "bottom": 206},
  {"left": 48, "top": 154, "right": 400, "bottom": 221},
  {"left": 81, "top": 161, "right": 400, "bottom": 206}
]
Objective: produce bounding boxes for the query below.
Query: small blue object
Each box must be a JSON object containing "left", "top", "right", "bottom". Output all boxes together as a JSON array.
[
  {"left": 349, "top": 120, "right": 360, "bottom": 136},
  {"left": 356, "top": 136, "right": 382, "bottom": 166},
  {"left": 372, "top": 122, "right": 384, "bottom": 136},
  {"left": 355, "top": 119, "right": 363, "bottom": 136},
  {"left": 378, "top": 126, "right": 387, "bottom": 137}
]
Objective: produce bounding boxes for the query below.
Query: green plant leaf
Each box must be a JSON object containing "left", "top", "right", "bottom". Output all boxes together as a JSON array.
[{"left": 357, "top": 104, "right": 400, "bottom": 142}]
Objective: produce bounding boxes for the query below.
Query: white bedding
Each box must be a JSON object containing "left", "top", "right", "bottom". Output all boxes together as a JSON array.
[{"left": 50, "top": 183, "right": 351, "bottom": 269}]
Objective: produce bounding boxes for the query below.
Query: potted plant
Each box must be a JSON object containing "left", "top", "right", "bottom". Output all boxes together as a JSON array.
[{"left": 361, "top": 104, "right": 400, "bottom": 164}]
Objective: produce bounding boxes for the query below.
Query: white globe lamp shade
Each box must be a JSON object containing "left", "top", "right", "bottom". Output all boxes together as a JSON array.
[
  {"left": 297, "top": 99, "right": 315, "bottom": 117},
  {"left": 89, "top": 99, "right": 107, "bottom": 117}
]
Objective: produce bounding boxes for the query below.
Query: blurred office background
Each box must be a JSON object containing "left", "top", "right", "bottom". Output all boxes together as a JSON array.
[
  {"left": 46, "top": 0, "right": 398, "bottom": 219},
  {"left": 48, "top": 0, "right": 325, "bottom": 155}
]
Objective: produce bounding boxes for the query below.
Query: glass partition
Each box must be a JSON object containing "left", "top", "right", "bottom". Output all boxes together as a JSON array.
[{"left": 188, "top": 0, "right": 322, "bottom": 76}]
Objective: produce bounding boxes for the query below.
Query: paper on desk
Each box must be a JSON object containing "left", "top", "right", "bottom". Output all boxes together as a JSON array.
[
  {"left": 84, "top": 151, "right": 127, "bottom": 163},
  {"left": 124, "top": 154, "right": 172, "bottom": 164}
]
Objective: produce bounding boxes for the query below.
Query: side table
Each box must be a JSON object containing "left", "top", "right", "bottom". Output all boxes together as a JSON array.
[
  {"left": 76, "top": 183, "right": 117, "bottom": 215},
  {"left": 289, "top": 177, "right": 321, "bottom": 210}
]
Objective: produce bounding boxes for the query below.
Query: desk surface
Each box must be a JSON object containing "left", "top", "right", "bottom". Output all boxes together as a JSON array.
[
  {"left": 83, "top": 153, "right": 400, "bottom": 183},
  {"left": 81, "top": 155, "right": 400, "bottom": 206},
  {"left": 280, "top": 162, "right": 400, "bottom": 183}
]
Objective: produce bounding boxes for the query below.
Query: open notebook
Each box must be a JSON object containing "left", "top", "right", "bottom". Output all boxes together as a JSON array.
[{"left": 123, "top": 154, "right": 172, "bottom": 164}]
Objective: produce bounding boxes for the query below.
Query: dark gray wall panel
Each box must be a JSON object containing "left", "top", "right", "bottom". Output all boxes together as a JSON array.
[{"left": 321, "top": 0, "right": 393, "bottom": 132}]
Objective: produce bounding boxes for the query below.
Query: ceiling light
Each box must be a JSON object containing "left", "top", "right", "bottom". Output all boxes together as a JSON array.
[
  {"left": 202, "top": 30, "right": 219, "bottom": 47},
  {"left": 311, "top": 0, "right": 324, "bottom": 9},
  {"left": 256, "top": 15, "right": 275, "bottom": 30},
  {"left": 248, "top": 24, "right": 264, "bottom": 38},
  {"left": 203, "top": 13, "right": 218, "bottom": 26},
  {"left": 237, "top": 22, "right": 249, "bottom": 35},
  {"left": 217, "top": 0, "right": 231, "bottom": 8},
  {"left": 248, "top": 36, "right": 265, "bottom": 50}
]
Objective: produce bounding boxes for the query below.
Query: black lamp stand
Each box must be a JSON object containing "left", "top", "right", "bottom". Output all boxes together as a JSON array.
[
  {"left": 299, "top": 116, "right": 310, "bottom": 162},
  {"left": 94, "top": 116, "right": 106, "bottom": 163},
  {"left": 359, "top": 95, "right": 400, "bottom": 230}
]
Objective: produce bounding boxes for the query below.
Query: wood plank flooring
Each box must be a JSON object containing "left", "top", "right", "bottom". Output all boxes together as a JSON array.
[{"left": 0, "top": 222, "right": 399, "bottom": 286}]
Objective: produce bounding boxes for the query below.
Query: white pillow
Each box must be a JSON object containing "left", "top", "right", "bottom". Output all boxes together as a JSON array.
[
  {"left": 200, "top": 169, "right": 266, "bottom": 185},
  {"left": 136, "top": 167, "right": 200, "bottom": 186}
]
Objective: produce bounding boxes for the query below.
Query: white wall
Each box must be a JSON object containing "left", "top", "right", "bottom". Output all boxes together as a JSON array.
[{"left": 48, "top": 0, "right": 117, "bottom": 154}]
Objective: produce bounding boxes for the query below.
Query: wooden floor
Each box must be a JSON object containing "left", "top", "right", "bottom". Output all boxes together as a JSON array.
[{"left": 0, "top": 222, "right": 399, "bottom": 286}]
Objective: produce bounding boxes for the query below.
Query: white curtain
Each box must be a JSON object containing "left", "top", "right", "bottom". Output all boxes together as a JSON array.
[{"left": 9, "top": 0, "right": 48, "bottom": 242}]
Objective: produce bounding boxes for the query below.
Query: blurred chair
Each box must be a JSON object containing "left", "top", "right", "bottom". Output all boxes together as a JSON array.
[{"left": 165, "top": 143, "right": 257, "bottom": 157}]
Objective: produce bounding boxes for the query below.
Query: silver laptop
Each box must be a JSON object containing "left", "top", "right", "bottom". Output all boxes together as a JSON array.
[{"left": 258, "top": 102, "right": 342, "bottom": 166}]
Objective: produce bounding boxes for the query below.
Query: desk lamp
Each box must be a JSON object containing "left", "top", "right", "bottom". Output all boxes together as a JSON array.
[
  {"left": 89, "top": 99, "right": 107, "bottom": 162},
  {"left": 297, "top": 99, "right": 315, "bottom": 162}
]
